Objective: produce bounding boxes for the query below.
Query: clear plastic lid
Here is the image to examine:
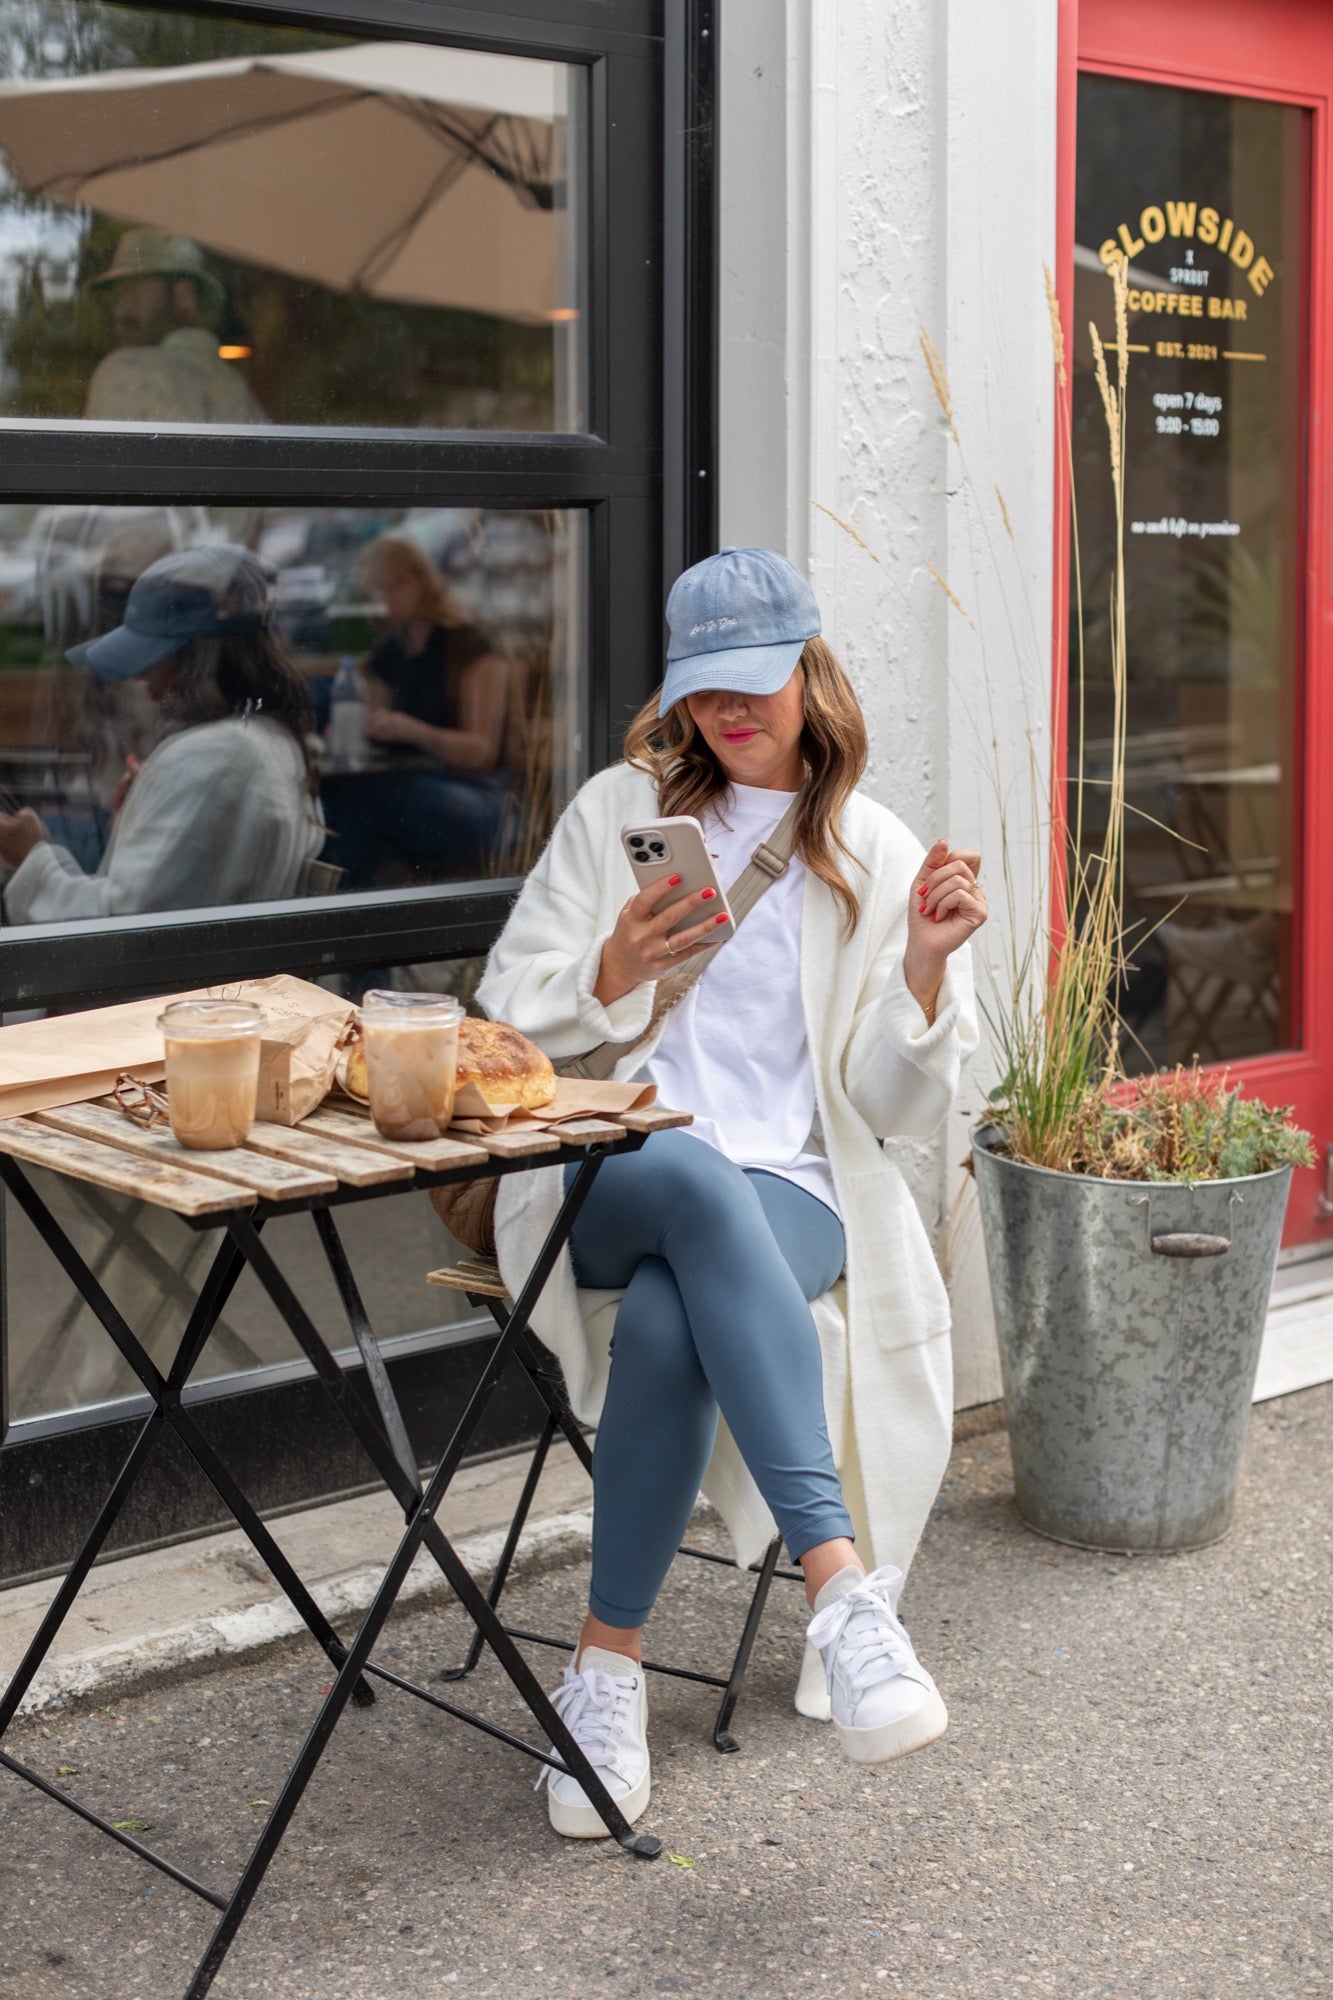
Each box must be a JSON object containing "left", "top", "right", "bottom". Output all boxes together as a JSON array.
[
  {"left": 157, "top": 999, "right": 265, "bottom": 1041},
  {"left": 358, "top": 990, "right": 464, "bottom": 1026}
]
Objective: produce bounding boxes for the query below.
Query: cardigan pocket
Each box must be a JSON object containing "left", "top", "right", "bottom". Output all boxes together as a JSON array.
[{"left": 840, "top": 1163, "right": 951, "bottom": 1353}]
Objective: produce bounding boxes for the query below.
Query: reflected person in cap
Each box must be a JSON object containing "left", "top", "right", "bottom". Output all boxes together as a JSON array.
[
  {"left": 0, "top": 547, "right": 321, "bottom": 923},
  {"left": 85, "top": 227, "right": 266, "bottom": 424}
]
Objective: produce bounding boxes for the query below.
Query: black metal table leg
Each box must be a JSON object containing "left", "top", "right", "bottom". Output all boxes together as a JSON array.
[
  {"left": 437, "top": 1311, "right": 593, "bottom": 1682},
  {"left": 439, "top": 1408, "right": 560, "bottom": 1681},
  {"left": 312, "top": 1206, "right": 418, "bottom": 1487},
  {"left": 167, "top": 1406, "right": 376, "bottom": 1709},
  {"left": 0, "top": 1180, "right": 374, "bottom": 1712},
  {"left": 0, "top": 1410, "right": 165, "bottom": 1734},
  {"left": 0, "top": 1204, "right": 240, "bottom": 1734},
  {"left": 185, "top": 1154, "right": 661, "bottom": 2000}
]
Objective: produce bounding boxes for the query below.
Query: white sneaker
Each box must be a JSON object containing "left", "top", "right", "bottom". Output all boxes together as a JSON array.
[
  {"left": 805, "top": 1565, "right": 948, "bottom": 1764},
  {"left": 534, "top": 1646, "right": 650, "bottom": 1838},
  {"left": 794, "top": 1639, "right": 833, "bottom": 1722}
]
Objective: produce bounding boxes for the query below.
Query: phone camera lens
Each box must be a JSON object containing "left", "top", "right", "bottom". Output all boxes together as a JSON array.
[
  {"left": 629, "top": 834, "right": 645, "bottom": 848},
  {"left": 650, "top": 842, "right": 667, "bottom": 857}
]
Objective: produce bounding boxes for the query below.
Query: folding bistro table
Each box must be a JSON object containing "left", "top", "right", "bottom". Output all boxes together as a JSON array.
[{"left": 0, "top": 1087, "right": 690, "bottom": 1998}]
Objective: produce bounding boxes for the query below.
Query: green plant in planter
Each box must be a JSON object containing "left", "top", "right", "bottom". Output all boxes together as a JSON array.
[
  {"left": 969, "top": 264, "right": 1309, "bottom": 1172},
  {"left": 965, "top": 263, "right": 1307, "bottom": 1550},
  {"left": 1070, "top": 1066, "right": 1314, "bottom": 1184},
  {"left": 824, "top": 261, "right": 1312, "bottom": 1551}
]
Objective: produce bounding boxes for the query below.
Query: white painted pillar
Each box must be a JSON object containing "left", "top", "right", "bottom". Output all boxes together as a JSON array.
[{"left": 719, "top": 0, "right": 1060, "bottom": 1406}]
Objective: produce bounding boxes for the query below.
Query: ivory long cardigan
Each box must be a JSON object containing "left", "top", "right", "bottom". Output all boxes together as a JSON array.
[{"left": 476, "top": 761, "right": 978, "bottom": 1596}]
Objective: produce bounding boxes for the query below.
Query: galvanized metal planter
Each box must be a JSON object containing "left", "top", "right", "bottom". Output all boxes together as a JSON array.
[{"left": 970, "top": 1126, "right": 1293, "bottom": 1552}]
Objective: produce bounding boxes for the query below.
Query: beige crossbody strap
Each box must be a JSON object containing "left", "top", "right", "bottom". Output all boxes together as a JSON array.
[{"left": 562, "top": 792, "right": 803, "bottom": 1083}]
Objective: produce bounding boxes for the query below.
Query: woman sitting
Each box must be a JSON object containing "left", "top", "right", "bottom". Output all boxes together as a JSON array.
[
  {"left": 478, "top": 546, "right": 987, "bottom": 1838},
  {"left": 0, "top": 546, "right": 323, "bottom": 922},
  {"left": 322, "top": 535, "right": 511, "bottom": 887}
]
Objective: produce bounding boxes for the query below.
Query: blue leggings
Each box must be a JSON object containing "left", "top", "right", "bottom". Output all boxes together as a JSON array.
[{"left": 565, "top": 1129, "right": 851, "bottom": 1627}]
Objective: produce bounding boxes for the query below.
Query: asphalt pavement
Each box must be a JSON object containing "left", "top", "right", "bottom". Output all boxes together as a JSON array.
[{"left": 1, "top": 1383, "right": 1328, "bottom": 2000}]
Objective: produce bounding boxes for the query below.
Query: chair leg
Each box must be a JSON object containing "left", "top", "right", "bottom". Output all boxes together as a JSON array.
[
  {"left": 712, "top": 1536, "right": 785, "bottom": 1753},
  {"left": 439, "top": 1411, "right": 560, "bottom": 1681},
  {"left": 446, "top": 1308, "right": 794, "bottom": 1751}
]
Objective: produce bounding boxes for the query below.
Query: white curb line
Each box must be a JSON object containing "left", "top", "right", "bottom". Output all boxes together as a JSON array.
[{"left": 7, "top": 1507, "right": 594, "bottom": 1721}]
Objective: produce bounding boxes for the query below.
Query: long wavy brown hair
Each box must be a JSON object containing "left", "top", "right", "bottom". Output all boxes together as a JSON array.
[
  {"left": 360, "top": 535, "right": 470, "bottom": 631},
  {"left": 622, "top": 636, "right": 869, "bottom": 933}
]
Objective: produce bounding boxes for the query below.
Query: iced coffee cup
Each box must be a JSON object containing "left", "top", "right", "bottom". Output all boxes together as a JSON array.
[
  {"left": 157, "top": 999, "right": 264, "bottom": 1151},
  {"left": 358, "top": 991, "right": 464, "bottom": 1142}
]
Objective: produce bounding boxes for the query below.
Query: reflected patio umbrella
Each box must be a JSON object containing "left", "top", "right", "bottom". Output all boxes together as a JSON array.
[{"left": 0, "top": 42, "right": 567, "bottom": 322}]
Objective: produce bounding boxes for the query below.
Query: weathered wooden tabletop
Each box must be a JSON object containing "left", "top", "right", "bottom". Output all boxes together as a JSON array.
[{"left": 0, "top": 1096, "right": 693, "bottom": 1218}]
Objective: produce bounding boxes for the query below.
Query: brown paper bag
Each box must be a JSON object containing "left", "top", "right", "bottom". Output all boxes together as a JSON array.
[
  {"left": 450, "top": 1074, "right": 658, "bottom": 1130},
  {"left": 0, "top": 990, "right": 200, "bottom": 1121},
  {"left": 205, "top": 975, "right": 356, "bottom": 1126},
  {"left": 0, "top": 973, "right": 353, "bottom": 1125}
]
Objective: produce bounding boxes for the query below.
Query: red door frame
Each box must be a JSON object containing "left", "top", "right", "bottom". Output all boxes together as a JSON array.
[{"left": 1055, "top": 0, "right": 1333, "bottom": 1241}]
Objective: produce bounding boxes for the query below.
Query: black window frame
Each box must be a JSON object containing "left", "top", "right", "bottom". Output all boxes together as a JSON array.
[
  {"left": 0, "top": 0, "right": 719, "bottom": 1580},
  {"left": 0, "top": 0, "right": 716, "bottom": 1010}
]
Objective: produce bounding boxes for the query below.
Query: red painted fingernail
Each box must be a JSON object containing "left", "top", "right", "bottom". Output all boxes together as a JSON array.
[
  {"left": 715, "top": 913, "right": 729, "bottom": 925},
  {"left": 668, "top": 875, "right": 681, "bottom": 887},
  {"left": 701, "top": 888, "right": 716, "bottom": 900},
  {"left": 932, "top": 911, "right": 940, "bottom": 922}
]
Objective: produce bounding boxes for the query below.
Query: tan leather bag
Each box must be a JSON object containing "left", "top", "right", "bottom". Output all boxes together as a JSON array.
[{"left": 430, "top": 797, "right": 801, "bottom": 1258}]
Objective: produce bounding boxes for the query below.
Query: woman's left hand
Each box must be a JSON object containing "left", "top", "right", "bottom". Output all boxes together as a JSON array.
[
  {"left": 903, "top": 840, "right": 986, "bottom": 1013},
  {"left": 0, "top": 808, "right": 49, "bottom": 870}
]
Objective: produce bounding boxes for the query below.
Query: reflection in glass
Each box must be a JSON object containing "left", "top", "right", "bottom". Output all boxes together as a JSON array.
[
  {"left": 0, "top": 505, "right": 585, "bottom": 922},
  {"left": 1073, "top": 75, "right": 1306, "bottom": 1068},
  {"left": 0, "top": 543, "right": 324, "bottom": 920},
  {"left": 0, "top": 2, "right": 584, "bottom": 429}
]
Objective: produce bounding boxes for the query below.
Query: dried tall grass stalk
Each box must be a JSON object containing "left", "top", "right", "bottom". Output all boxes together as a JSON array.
[
  {"left": 924, "top": 560, "right": 975, "bottom": 627},
  {"left": 920, "top": 327, "right": 960, "bottom": 444},
  {"left": 819, "top": 265, "right": 1137, "bottom": 1173},
  {"left": 987, "top": 257, "right": 1133, "bottom": 1170},
  {"left": 1044, "top": 265, "right": 1068, "bottom": 392}
]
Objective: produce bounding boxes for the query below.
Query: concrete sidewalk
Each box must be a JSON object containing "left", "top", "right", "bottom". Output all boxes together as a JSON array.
[
  {"left": 0, "top": 1438, "right": 595, "bottom": 1718},
  {"left": 0, "top": 1384, "right": 1329, "bottom": 2000}
]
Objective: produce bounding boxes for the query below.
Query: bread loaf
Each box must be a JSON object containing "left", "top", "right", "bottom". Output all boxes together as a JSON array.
[
  {"left": 339, "top": 1015, "right": 556, "bottom": 1112},
  {"left": 456, "top": 1017, "right": 556, "bottom": 1110}
]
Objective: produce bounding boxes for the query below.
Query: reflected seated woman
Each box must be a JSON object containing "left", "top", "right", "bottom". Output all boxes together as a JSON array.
[
  {"left": 0, "top": 547, "right": 323, "bottom": 923},
  {"left": 321, "top": 535, "right": 512, "bottom": 889}
]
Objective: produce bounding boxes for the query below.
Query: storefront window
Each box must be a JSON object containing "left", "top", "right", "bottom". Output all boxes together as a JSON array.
[
  {"left": 0, "top": 1, "right": 585, "bottom": 430},
  {"left": 0, "top": 0, "right": 677, "bottom": 1580},
  {"left": 1073, "top": 74, "right": 1306, "bottom": 1068},
  {"left": 0, "top": 503, "right": 585, "bottom": 921}
]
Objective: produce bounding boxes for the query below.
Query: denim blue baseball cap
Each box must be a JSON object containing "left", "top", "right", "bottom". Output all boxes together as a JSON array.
[
  {"left": 67, "top": 544, "right": 270, "bottom": 681},
  {"left": 659, "top": 547, "right": 821, "bottom": 715}
]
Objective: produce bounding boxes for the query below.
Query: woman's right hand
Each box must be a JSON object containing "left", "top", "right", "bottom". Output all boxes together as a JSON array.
[{"left": 594, "top": 881, "right": 732, "bottom": 1006}]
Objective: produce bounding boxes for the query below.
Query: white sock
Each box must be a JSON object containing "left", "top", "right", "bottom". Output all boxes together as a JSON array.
[{"left": 812, "top": 1564, "right": 865, "bottom": 1615}]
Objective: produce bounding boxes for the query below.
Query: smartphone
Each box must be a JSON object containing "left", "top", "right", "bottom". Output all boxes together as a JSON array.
[{"left": 620, "top": 815, "right": 734, "bottom": 943}]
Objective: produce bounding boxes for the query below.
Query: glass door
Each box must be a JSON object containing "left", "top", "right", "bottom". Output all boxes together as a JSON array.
[{"left": 1071, "top": 0, "right": 1333, "bottom": 1242}]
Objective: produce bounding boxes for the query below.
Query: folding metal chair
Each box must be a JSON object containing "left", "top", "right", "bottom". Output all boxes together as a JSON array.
[{"left": 427, "top": 1256, "right": 803, "bottom": 1751}]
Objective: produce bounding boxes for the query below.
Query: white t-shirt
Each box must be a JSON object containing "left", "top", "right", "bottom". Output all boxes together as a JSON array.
[{"left": 636, "top": 782, "right": 838, "bottom": 1216}]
